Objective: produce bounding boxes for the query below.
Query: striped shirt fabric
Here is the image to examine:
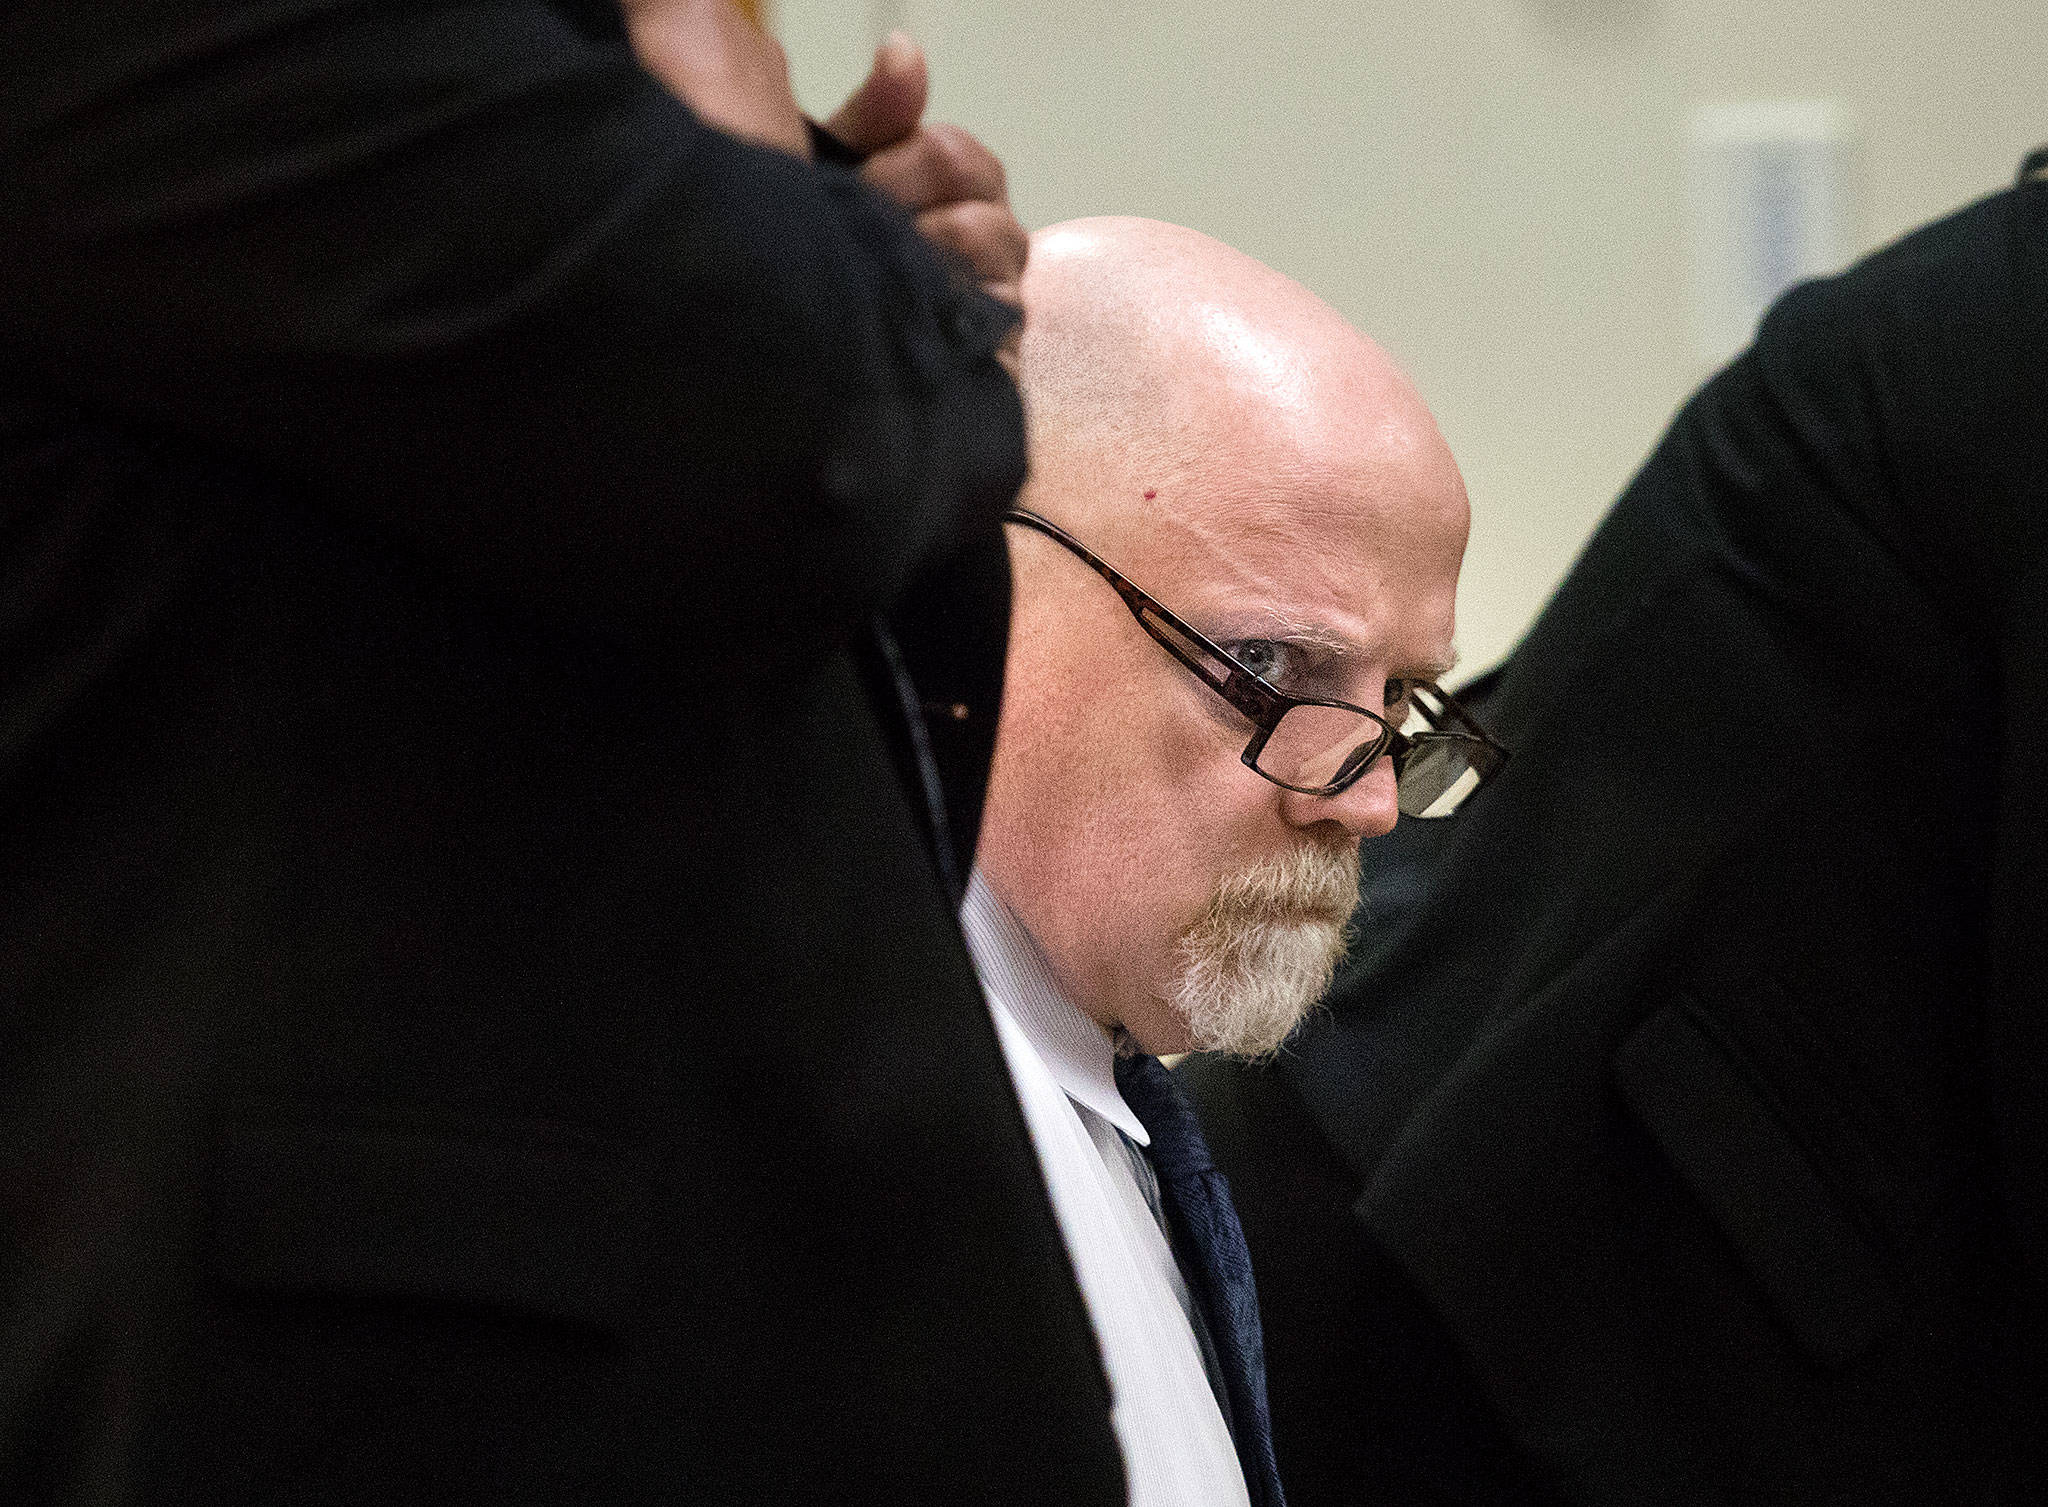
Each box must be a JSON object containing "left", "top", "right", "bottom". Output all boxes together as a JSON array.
[{"left": 961, "top": 870, "right": 1251, "bottom": 1507}]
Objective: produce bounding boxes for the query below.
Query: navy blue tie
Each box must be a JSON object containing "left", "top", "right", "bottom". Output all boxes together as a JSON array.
[{"left": 1115, "top": 1051, "right": 1286, "bottom": 1507}]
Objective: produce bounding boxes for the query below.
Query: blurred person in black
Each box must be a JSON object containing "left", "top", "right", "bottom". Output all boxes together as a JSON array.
[
  {"left": 1185, "top": 162, "right": 2048, "bottom": 1506},
  {"left": 0, "top": 2, "right": 1122, "bottom": 1503}
]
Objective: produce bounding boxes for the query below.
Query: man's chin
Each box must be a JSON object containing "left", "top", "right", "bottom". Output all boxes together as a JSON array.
[{"left": 1166, "top": 909, "right": 1352, "bottom": 1061}]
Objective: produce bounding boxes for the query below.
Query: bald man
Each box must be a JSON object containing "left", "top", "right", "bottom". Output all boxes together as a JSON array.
[{"left": 961, "top": 219, "right": 1505, "bottom": 1507}]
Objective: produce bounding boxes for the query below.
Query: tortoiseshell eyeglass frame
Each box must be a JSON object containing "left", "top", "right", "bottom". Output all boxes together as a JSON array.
[{"left": 1002, "top": 507, "right": 1507, "bottom": 811}]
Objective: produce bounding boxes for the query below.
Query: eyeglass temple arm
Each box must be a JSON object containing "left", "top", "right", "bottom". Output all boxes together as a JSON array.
[
  {"left": 1005, "top": 508, "right": 1511, "bottom": 770},
  {"left": 1002, "top": 508, "right": 1278, "bottom": 721},
  {"left": 1415, "top": 680, "right": 1504, "bottom": 749}
]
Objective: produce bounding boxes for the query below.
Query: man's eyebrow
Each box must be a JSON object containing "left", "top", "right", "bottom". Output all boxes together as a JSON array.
[
  {"left": 1236, "top": 612, "right": 1463, "bottom": 682},
  {"left": 1273, "top": 624, "right": 1356, "bottom": 656},
  {"left": 1227, "top": 608, "right": 1354, "bottom": 654}
]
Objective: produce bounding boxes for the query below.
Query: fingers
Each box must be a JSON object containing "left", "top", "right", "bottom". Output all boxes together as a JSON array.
[
  {"left": 651, "top": 15, "right": 1025, "bottom": 339},
  {"left": 915, "top": 198, "right": 1028, "bottom": 301},
  {"left": 860, "top": 122, "right": 1007, "bottom": 217},
  {"left": 822, "top": 31, "right": 928, "bottom": 156},
  {"left": 626, "top": 0, "right": 810, "bottom": 159},
  {"left": 862, "top": 117, "right": 1026, "bottom": 325}
]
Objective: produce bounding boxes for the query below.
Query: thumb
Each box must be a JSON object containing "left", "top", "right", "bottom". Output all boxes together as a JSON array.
[{"left": 823, "top": 30, "right": 928, "bottom": 154}]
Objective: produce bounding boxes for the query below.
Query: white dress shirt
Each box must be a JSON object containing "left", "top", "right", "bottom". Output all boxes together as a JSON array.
[{"left": 961, "top": 870, "right": 1250, "bottom": 1507}]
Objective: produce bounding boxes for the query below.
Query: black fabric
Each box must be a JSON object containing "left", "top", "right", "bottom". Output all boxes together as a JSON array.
[
  {"left": 1187, "top": 178, "right": 2048, "bottom": 1506},
  {"left": 1189, "top": 1047, "right": 1561, "bottom": 1507},
  {"left": 0, "top": 6, "right": 1121, "bottom": 1504}
]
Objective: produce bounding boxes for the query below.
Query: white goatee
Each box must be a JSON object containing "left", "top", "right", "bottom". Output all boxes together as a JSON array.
[{"left": 1164, "top": 841, "right": 1361, "bottom": 1060}]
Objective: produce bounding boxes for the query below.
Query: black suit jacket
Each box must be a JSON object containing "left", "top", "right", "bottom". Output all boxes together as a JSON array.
[
  {"left": 1187, "top": 178, "right": 2048, "bottom": 1506},
  {"left": 0, "top": 5, "right": 1121, "bottom": 1503}
]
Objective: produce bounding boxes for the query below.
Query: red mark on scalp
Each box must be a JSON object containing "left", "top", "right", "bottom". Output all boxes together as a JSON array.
[{"left": 1143, "top": 489, "right": 1157, "bottom": 500}]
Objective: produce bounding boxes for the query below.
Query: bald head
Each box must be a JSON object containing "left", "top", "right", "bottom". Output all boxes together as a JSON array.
[
  {"left": 982, "top": 216, "right": 1471, "bottom": 1058},
  {"left": 1016, "top": 218, "right": 1448, "bottom": 546}
]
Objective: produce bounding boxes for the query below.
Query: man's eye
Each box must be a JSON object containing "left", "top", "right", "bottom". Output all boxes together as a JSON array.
[{"left": 1227, "top": 639, "right": 1297, "bottom": 687}]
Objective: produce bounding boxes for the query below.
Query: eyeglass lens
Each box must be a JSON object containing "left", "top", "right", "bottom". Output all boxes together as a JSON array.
[
  {"left": 1260, "top": 703, "right": 1498, "bottom": 815},
  {"left": 1393, "top": 734, "right": 1491, "bottom": 818},
  {"left": 1133, "top": 589, "right": 1498, "bottom": 814},
  {"left": 1257, "top": 702, "right": 1390, "bottom": 792}
]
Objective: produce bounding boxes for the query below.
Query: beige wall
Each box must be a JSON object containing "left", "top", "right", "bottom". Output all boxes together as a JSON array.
[{"left": 780, "top": 0, "right": 2044, "bottom": 675}]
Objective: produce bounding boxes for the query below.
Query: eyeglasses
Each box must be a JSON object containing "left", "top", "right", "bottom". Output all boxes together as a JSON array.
[{"left": 1002, "top": 508, "right": 1507, "bottom": 817}]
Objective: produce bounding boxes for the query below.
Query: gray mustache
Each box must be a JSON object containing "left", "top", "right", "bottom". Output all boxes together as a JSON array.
[{"left": 1209, "top": 844, "right": 1360, "bottom": 920}]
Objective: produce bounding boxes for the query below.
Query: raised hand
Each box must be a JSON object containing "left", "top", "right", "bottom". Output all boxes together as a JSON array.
[
  {"left": 829, "top": 35, "right": 1029, "bottom": 345},
  {"left": 623, "top": 0, "right": 810, "bottom": 159}
]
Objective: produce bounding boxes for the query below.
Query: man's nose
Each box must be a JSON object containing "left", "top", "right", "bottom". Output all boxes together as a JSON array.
[{"left": 1279, "top": 751, "right": 1400, "bottom": 840}]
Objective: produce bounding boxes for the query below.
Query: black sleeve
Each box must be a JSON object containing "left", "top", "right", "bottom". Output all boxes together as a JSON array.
[{"left": 0, "top": 0, "right": 1023, "bottom": 675}]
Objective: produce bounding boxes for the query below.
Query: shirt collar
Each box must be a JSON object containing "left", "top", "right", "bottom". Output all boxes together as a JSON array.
[{"left": 961, "top": 868, "right": 1149, "bottom": 1145}]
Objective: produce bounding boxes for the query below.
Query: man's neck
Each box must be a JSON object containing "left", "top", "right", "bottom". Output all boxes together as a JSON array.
[{"left": 960, "top": 868, "right": 1148, "bottom": 1145}]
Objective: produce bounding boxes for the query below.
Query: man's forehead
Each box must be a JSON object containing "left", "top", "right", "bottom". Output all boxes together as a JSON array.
[
  {"left": 1133, "top": 459, "right": 1457, "bottom": 569},
  {"left": 1131, "top": 493, "right": 1463, "bottom": 671},
  {"left": 1018, "top": 217, "right": 1469, "bottom": 680}
]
